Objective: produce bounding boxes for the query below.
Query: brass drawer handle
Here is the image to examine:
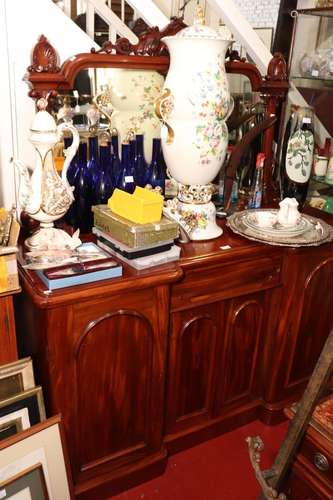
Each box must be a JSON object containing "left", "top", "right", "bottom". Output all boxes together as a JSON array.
[{"left": 313, "top": 452, "right": 329, "bottom": 472}]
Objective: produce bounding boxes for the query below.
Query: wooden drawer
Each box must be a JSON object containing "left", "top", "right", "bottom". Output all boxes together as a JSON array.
[
  {"left": 285, "top": 456, "right": 333, "bottom": 500},
  {"left": 171, "top": 255, "right": 282, "bottom": 311},
  {"left": 299, "top": 433, "right": 333, "bottom": 486}
]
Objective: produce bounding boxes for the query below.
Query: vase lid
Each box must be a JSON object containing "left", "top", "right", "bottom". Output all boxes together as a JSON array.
[
  {"left": 166, "top": 6, "right": 232, "bottom": 42},
  {"left": 30, "top": 98, "right": 57, "bottom": 133}
]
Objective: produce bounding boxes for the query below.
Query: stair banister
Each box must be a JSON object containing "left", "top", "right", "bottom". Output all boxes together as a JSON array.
[
  {"left": 85, "top": 0, "right": 138, "bottom": 44},
  {"left": 124, "top": 0, "right": 169, "bottom": 29},
  {"left": 207, "top": 0, "right": 271, "bottom": 74}
]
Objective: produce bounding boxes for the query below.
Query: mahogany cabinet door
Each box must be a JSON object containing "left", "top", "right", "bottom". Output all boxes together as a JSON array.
[
  {"left": 266, "top": 249, "right": 333, "bottom": 403},
  {"left": 214, "top": 291, "right": 266, "bottom": 413},
  {"left": 44, "top": 286, "right": 169, "bottom": 484},
  {"left": 165, "top": 302, "right": 225, "bottom": 435}
]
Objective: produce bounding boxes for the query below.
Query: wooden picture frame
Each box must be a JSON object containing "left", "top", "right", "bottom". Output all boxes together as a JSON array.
[
  {"left": 0, "top": 462, "right": 49, "bottom": 499},
  {"left": 0, "top": 357, "right": 35, "bottom": 400},
  {"left": 0, "top": 387, "right": 45, "bottom": 441},
  {"left": 0, "top": 415, "right": 73, "bottom": 499}
]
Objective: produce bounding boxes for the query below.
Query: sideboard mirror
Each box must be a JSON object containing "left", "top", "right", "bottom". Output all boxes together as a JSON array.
[{"left": 25, "top": 18, "right": 289, "bottom": 205}]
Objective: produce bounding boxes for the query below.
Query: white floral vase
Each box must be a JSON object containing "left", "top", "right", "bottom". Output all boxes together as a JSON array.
[
  {"left": 104, "top": 68, "right": 164, "bottom": 162},
  {"left": 155, "top": 9, "right": 233, "bottom": 240}
]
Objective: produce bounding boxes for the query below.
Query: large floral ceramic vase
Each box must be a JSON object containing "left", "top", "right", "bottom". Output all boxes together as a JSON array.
[
  {"left": 155, "top": 8, "right": 233, "bottom": 240},
  {"left": 101, "top": 68, "right": 164, "bottom": 162}
]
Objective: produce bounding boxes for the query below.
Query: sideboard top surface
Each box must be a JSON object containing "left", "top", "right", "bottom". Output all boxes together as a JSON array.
[{"left": 17, "top": 216, "right": 333, "bottom": 308}]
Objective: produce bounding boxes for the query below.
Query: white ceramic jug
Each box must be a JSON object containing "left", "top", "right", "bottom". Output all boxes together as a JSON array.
[
  {"left": 16, "top": 98, "right": 81, "bottom": 250},
  {"left": 277, "top": 198, "right": 301, "bottom": 227}
]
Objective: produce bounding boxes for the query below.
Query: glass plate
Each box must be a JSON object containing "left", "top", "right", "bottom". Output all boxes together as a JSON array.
[{"left": 243, "top": 210, "right": 313, "bottom": 237}]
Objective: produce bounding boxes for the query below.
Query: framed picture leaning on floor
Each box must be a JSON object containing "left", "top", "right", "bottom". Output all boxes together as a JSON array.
[
  {"left": 0, "top": 415, "right": 73, "bottom": 499},
  {"left": 0, "top": 386, "right": 45, "bottom": 442},
  {"left": 0, "top": 357, "right": 35, "bottom": 400}
]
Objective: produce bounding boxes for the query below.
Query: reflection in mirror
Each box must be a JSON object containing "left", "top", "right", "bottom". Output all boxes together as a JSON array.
[
  {"left": 218, "top": 74, "right": 267, "bottom": 209},
  {"left": 56, "top": 68, "right": 164, "bottom": 163},
  {"left": 52, "top": 68, "right": 167, "bottom": 233},
  {"left": 53, "top": 71, "right": 267, "bottom": 217}
]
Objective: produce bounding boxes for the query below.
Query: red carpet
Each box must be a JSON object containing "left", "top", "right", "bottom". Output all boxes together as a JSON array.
[{"left": 112, "top": 420, "right": 288, "bottom": 499}]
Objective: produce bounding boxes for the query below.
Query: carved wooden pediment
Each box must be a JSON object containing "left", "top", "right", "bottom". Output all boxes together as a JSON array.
[{"left": 28, "top": 34, "right": 60, "bottom": 73}]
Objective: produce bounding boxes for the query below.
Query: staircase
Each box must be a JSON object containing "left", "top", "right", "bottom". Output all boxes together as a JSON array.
[
  {"left": 74, "top": 2, "right": 136, "bottom": 46},
  {"left": 53, "top": 0, "right": 171, "bottom": 46}
]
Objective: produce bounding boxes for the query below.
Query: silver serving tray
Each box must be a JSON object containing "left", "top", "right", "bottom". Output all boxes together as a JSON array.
[{"left": 227, "top": 209, "right": 333, "bottom": 247}]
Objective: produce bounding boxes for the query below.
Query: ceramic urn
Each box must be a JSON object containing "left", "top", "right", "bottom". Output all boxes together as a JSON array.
[{"left": 156, "top": 9, "right": 233, "bottom": 240}]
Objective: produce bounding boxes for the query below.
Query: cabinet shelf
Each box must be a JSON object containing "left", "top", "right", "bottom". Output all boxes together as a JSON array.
[
  {"left": 311, "top": 175, "right": 333, "bottom": 186},
  {"left": 296, "top": 7, "right": 333, "bottom": 18},
  {"left": 292, "top": 76, "right": 333, "bottom": 91}
]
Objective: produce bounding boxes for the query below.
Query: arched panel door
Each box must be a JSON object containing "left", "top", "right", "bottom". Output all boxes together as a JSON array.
[
  {"left": 165, "top": 302, "right": 223, "bottom": 434},
  {"left": 219, "top": 293, "right": 264, "bottom": 409},
  {"left": 74, "top": 309, "right": 155, "bottom": 475},
  {"left": 288, "top": 259, "right": 333, "bottom": 386}
]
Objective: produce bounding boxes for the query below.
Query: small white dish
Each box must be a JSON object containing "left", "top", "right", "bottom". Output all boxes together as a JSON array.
[
  {"left": 255, "top": 211, "right": 277, "bottom": 228},
  {"left": 243, "top": 210, "right": 312, "bottom": 237}
]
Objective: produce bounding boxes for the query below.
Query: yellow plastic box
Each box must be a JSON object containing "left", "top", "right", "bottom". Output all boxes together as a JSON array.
[{"left": 108, "top": 187, "right": 163, "bottom": 224}]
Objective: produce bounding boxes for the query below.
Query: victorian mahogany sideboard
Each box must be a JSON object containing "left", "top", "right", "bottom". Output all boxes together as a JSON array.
[{"left": 15, "top": 215, "right": 333, "bottom": 499}]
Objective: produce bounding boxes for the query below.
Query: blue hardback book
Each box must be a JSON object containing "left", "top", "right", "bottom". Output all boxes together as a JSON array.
[{"left": 36, "top": 258, "right": 122, "bottom": 290}]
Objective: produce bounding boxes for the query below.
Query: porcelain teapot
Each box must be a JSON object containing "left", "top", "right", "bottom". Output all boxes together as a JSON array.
[
  {"left": 277, "top": 197, "right": 301, "bottom": 227},
  {"left": 16, "top": 98, "right": 81, "bottom": 250}
]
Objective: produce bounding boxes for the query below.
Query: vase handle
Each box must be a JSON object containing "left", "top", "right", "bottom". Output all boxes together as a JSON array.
[
  {"left": 154, "top": 88, "right": 175, "bottom": 144},
  {"left": 58, "top": 122, "right": 80, "bottom": 191}
]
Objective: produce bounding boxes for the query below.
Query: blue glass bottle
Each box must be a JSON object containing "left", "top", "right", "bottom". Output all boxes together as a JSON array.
[
  {"left": 110, "top": 134, "right": 121, "bottom": 188},
  {"left": 93, "top": 144, "right": 113, "bottom": 204},
  {"left": 130, "top": 138, "right": 136, "bottom": 163},
  {"left": 117, "top": 143, "right": 135, "bottom": 194},
  {"left": 147, "top": 138, "right": 165, "bottom": 193},
  {"left": 134, "top": 134, "right": 147, "bottom": 187},
  {"left": 87, "top": 135, "right": 100, "bottom": 187},
  {"left": 73, "top": 142, "right": 94, "bottom": 233}
]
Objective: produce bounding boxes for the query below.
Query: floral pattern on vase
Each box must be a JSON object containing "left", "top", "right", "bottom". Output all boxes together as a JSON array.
[
  {"left": 158, "top": 24, "right": 232, "bottom": 186},
  {"left": 189, "top": 54, "right": 231, "bottom": 166},
  {"left": 286, "top": 130, "right": 314, "bottom": 183},
  {"left": 102, "top": 69, "right": 164, "bottom": 162},
  {"left": 127, "top": 73, "right": 162, "bottom": 134}
]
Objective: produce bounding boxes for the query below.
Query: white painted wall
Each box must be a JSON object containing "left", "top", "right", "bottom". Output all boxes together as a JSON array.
[
  {"left": 153, "top": 0, "right": 173, "bottom": 18},
  {"left": 0, "top": 0, "right": 98, "bottom": 209},
  {"left": 233, "top": 0, "right": 280, "bottom": 30}
]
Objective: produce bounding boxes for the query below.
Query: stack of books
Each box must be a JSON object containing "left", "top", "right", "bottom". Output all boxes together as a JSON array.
[{"left": 92, "top": 205, "right": 180, "bottom": 270}]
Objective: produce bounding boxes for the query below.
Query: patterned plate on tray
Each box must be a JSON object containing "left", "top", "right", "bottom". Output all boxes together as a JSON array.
[{"left": 242, "top": 209, "right": 313, "bottom": 237}]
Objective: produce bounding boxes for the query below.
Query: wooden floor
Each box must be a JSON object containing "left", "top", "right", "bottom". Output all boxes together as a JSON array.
[{"left": 111, "top": 419, "right": 288, "bottom": 499}]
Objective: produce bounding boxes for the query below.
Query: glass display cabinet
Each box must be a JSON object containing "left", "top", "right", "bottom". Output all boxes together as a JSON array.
[
  {"left": 289, "top": 7, "right": 333, "bottom": 215},
  {"left": 289, "top": 7, "right": 333, "bottom": 90}
]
